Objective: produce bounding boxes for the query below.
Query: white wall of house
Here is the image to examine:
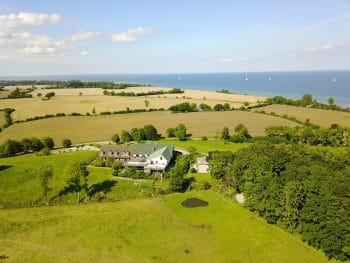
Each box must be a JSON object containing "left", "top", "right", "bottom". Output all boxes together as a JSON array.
[{"left": 146, "top": 156, "right": 168, "bottom": 171}]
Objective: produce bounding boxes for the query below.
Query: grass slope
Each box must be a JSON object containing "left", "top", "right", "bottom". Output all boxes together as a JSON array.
[
  {"left": 0, "top": 152, "right": 160, "bottom": 207},
  {"left": 0, "top": 191, "right": 329, "bottom": 262},
  {"left": 0, "top": 111, "right": 297, "bottom": 145},
  {"left": 259, "top": 104, "right": 350, "bottom": 127}
]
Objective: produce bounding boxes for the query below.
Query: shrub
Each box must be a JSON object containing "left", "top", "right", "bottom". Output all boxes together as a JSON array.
[
  {"left": 42, "top": 137, "right": 55, "bottom": 149},
  {"left": 62, "top": 139, "right": 72, "bottom": 148}
]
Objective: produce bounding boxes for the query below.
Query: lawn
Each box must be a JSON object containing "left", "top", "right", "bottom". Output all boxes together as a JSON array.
[
  {"left": 0, "top": 111, "right": 297, "bottom": 145},
  {"left": 258, "top": 104, "right": 350, "bottom": 127},
  {"left": 0, "top": 191, "right": 330, "bottom": 262},
  {"left": 0, "top": 152, "right": 161, "bottom": 208},
  {"left": 159, "top": 138, "right": 250, "bottom": 154}
]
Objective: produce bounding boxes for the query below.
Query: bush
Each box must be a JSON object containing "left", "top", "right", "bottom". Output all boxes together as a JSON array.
[
  {"left": 62, "top": 139, "right": 72, "bottom": 148},
  {"left": 190, "top": 167, "right": 197, "bottom": 173},
  {"left": 42, "top": 137, "right": 55, "bottom": 149},
  {"left": 213, "top": 104, "right": 225, "bottom": 111},
  {"left": 201, "top": 136, "right": 208, "bottom": 141}
]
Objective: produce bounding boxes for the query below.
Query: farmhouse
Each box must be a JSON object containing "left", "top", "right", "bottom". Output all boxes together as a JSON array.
[{"left": 100, "top": 143, "right": 174, "bottom": 172}]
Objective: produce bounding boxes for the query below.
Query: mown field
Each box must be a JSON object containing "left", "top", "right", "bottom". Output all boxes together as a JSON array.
[
  {"left": 0, "top": 151, "right": 163, "bottom": 208},
  {"left": 258, "top": 104, "right": 350, "bottom": 127},
  {"left": 0, "top": 111, "right": 297, "bottom": 145},
  {"left": 0, "top": 191, "right": 330, "bottom": 262},
  {"left": 0, "top": 86, "right": 264, "bottom": 121},
  {"left": 159, "top": 139, "right": 250, "bottom": 154}
]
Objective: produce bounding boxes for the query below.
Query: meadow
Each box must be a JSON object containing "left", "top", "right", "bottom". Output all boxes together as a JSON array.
[
  {"left": 0, "top": 151, "right": 162, "bottom": 208},
  {"left": 159, "top": 139, "right": 250, "bottom": 154},
  {"left": 0, "top": 111, "right": 297, "bottom": 145},
  {"left": 0, "top": 191, "right": 330, "bottom": 262},
  {"left": 258, "top": 104, "right": 350, "bottom": 127}
]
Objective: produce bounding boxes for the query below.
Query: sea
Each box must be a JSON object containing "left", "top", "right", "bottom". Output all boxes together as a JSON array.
[{"left": 2, "top": 71, "right": 350, "bottom": 107}]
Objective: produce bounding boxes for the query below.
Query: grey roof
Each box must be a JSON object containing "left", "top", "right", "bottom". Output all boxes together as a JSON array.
[{"left": 100, "top": 143, "right": 173, "bottom": 159}]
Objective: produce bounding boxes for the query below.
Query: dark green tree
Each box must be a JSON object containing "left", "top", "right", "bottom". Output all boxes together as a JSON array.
[
  {"left": 42, "top": 137, "right": 55, "bottom": 149},
  {"left": 175, "top": 123, "right": 187, "bottom": 141},
  {"left": 62, "top": 139, "right": 72, "bottom": 148}
]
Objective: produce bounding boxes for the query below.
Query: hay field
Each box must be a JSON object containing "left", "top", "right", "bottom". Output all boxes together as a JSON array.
[
  {"left": 1, "top": 95, "right": 258, "bottom": 121},
  {"left": 0, "top": 191, "right": 328, "bottom": 262},
  {"left": 0, "top": 110, "right": 6, "bottom": 126},
  {"left": 28, "top": 86, "right": 265, "bottom": 102},
  {"left": 259, "top": 104, "right": 350, "bottom": 127},
  {"left": 0, "top": 111, "right": 297, "bottom": 144}
]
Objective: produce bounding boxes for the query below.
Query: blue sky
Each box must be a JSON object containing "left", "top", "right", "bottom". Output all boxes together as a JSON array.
[{"left": 0, "top": 0, "right": 349, "bottom": 75}]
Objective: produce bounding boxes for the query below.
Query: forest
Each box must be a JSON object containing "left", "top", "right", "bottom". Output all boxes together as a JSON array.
[{"left": 209, "top": 142, "right": 350, "bottom": 260}]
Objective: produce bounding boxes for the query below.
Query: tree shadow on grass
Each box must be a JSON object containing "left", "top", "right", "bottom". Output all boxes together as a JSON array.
[
  {"left": 88, "top": 180, "right": 117, "bottom": 197},
  {"left": 183, "top": 176, "right": 196, "bottom": 192},
  {"left": 0, "top": 165, "right": 12, "bottom": 172},
  {"left": 57, "top": 184, "right": 78, "bottom": 197}
]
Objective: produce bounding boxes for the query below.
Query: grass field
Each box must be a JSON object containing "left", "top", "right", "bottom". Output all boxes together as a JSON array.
[
  {"left": 258, "top": 104, "right": 350, "bottom": 127},
  {"left": 0, "top": 111, "right": 297, "bottom": 145},
  {"left": 0, "top": 191, "right": 329, "bottom": 262},
  {"left": 159, "top": 139, "right": 250, "bottom": 154},
  {"left": 0, "top": 86, "right": 264, "bottom": 121},
  {"left": 0, "top": 152, "right": 162, "bottom": 207}
]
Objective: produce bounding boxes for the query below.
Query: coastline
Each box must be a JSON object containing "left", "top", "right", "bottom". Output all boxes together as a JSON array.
[{"left": 1, "top": 71, "right": 350, "bottom": 106}]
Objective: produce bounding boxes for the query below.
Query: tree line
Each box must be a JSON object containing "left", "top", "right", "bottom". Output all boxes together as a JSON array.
[
  {"left": 168, "top": 102, "right": 236, "bottom": 113},
  {"left": 263, "top": 94, "right": 350, "bottom": 112},
  {"left": 7, "top": 87, "right": 33, "bottom": 99},
  {"left": 111, "top": 124, "right": 160, "bottom": 143},
  {"left": 103, "top": 88, "right": 184, "bottom": 97},
  {"left": 219, "top": 123, "right": 349, "bottom": 147},
  {"left": 208, "top": 142, "right": 350, "bottom": 260},
  {"left": 0, "top": 137, "right": 72, "bottom": 158}
]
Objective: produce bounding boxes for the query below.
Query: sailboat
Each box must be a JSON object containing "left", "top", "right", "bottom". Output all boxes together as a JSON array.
[
  {"left": 178, "top": 76, "right": 181, "bottom": 80},
  {"left": 333, "top": 77, "right": 336, "bottom": 83},
  {"left": 245, "top": 73, "right": 248, "bottom": 81},
  {"left": 268, "top": 76, "right": 272, "bottom": 81}
]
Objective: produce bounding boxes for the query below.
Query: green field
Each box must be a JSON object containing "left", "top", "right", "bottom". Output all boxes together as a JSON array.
[
  {"left": 0, "top": 152, "right": 162, "bottom": 208},
  {"left": 159, "top": 139, "right": 250, "bottom": 154},
  {"left": 0, "top": 191, "right": 329, "bottom": 262},
  {"left": 258, "top": 104, "right": 350, "bottom": 127},
  {"left": 0, "top": 111, "right": 297, "bottom": 145}
]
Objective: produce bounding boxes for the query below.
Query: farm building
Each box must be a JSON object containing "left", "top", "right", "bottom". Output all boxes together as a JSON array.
[{"left": 100, "top": 143, "right": 174, "bottom": 172}]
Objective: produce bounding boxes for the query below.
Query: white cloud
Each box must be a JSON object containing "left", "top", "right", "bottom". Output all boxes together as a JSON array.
[
  {"left": 0, "top": 31, "right": 67, "bottom": 56},
  {"left": 111, "top": 27, "right": 153, "bottom": 43},
  {"left": 0, "top": 12, "right": 67, "bottom": 58},
  {"left": 219, "top": 58, "right": 233, "bottom": 63},
  {"left": 0, "top": 12, "right": 61, "bottom": 29},
  {"left": 304, "top": 43, "right": 334, "bottom": 52},
  {"left": 71, "top": 30, "right": 102, "bottom": 42},
  {"left": 287, "top": 53, "right": 295, "bottom": 58},
  {"left": 80, "top": 50, "right": 89, "bottom": 56}
]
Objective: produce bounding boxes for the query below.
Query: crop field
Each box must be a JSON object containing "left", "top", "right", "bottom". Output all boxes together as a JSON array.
[
  {"left": 0, "top": 110, "right": 6, "bottom": 127},
  {"left": 0, "top": 111, "right": 298, "bottom": 145},
  {"left": 258, "top": 104, "right": 350, "bottom": 127},
  {"left": 0, "top": 191, "right": 329, "bottom": 262},
  {"left": 159, "top": 139, "right": 250, "bottom": 154},
  {"left": 0, "top": 152, "right": 162, "bottom": 207},
  {"left": 0, "top": 86, "right": 264, "bottom": 121}
]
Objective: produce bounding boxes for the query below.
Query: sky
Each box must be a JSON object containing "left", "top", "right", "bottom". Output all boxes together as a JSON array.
[{"left": 0, "top": 0, "right": 349, "bottom": 76}]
